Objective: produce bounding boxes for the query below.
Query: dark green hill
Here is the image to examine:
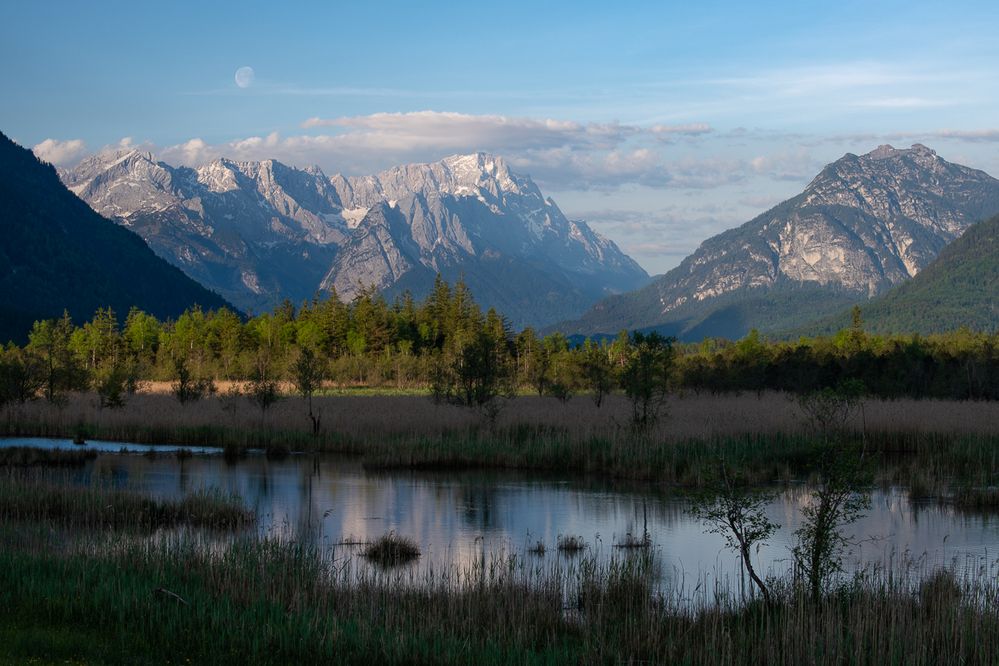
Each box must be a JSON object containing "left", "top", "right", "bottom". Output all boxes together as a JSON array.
[
  {"left": 0, "top": 132, "right": 231, "bottom": 342},
  {"left": 803, "top": 214, "right": 999, "bottom": 335}
]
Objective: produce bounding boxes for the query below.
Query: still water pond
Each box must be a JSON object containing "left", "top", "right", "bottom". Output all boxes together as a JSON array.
[{"left": 5, "top": 437, "right": 999, "bottom": 594}]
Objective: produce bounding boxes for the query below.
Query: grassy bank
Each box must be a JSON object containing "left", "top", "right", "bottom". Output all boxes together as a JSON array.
[
  {"left": 0, "top": 473, "right": 254, "bottom": 530},
  {"left": 4, "top": 392, "right": 999, "bottom": 489},
  {"left": 1, "top": 526, "right": 998, "bottom": 664}
]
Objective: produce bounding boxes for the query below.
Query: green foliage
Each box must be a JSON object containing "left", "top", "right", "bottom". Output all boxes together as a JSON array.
[
  {"left": 792, "top": 448, "right": 871, "bottom": 602},
  {"left": 432, "top": 326, "right": 516, "bottom": 425},
  {"left": 620, "top": 332, "right": 676, "bottom": 429},
  {"left": 796, "top": 379, "right": 866, "bottom": 435},
  {"left": 5, "top": 276, "right": 999, "bottom": 407},
  {"left": 292, "top": 346, "right": 326, "bottom": 435},
  {"left": 0, "top": 345, "right": 43, "bottom": 406},
  {"left": 581, "top": 340, "right": 615, "bottom": 408},
  {"left": 690, "top": 461, "right": 780, "bottom": 606},
  {"left": 171, "top": 356, "right": 214, "bottom": 405},
  {"left": 26, "top": 312, "right": 86, "bottom": 404},
  {"left": 94, "top": 363, "right": 128, "bottom": 409}
]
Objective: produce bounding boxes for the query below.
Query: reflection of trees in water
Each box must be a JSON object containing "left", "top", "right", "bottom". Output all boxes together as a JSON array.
[
  {"left": 178, "top": 457, "right": 190, "bottom": 493},
  {"left": 459, "top": 485, "right": 497, "bottom": 531}
]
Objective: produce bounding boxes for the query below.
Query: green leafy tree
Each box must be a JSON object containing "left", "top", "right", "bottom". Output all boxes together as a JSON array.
[
  {"left": 691, "top": 462, "right": 780, "bottom": 607},
  {"left": 292, "top": 346, "right": 325, "bottom": 435},
  {"left": 581, "top": 340, "right": 614, "bottom": 408},
  {"left": 171, "top": 356, "right": 214, "bottom": 405},
  {"left": 0, "top": 345, "right": 44, "bottom": 406},
  {"left": 792, "top": 449, "right": 871, "bottom": 602},
  {"left": 247, "top": 352, "right": 282, "bottom": 419},
  {"left": 620, "top": 332, "right": 676, "bottom": 429},
  {"left": 432, "top": 328, "right": 515, "bottom": 426},
  {"left": 26, "top": 312, "right": 86, "bottom": 404}
]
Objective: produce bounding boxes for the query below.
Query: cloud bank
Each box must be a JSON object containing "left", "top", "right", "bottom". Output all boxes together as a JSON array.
[{"left": 32, "top": 138, "right": 87, "bottom": 165}]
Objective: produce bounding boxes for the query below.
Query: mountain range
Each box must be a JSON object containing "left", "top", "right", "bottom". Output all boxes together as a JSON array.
[
  {"left": 560, "top": 144, "right": 999, "bottom": 339},
  {"left": 62, "top": 151, "right": 648, "bottom": 328},
  {"left": 0, "top": 132, "right": 229, "bottom": 343}
]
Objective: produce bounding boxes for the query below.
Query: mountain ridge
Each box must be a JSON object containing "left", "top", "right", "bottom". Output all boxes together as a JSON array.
[
  {"left": 0, "top": 132, "right": 231, "bottom": 343},
  {"left": 558, "top": 144, "right": 999, "bottom": 339},
  {"left": 64, "top": 150, "right": 648, "bottom": 326}
]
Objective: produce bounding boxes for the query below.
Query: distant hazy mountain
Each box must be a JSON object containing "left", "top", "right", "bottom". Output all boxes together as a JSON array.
[
  {"left": 802, "top": 212, "right": 999, "bottom": 336},
  {"left": 64, "top": 152, "right": 648, "bottom": 327},
  {"left": 560, "top": 144, "right": 999, "bottom": 339},
  {"left": 0, "top": 133, "right": 229, "bottom": 343}
]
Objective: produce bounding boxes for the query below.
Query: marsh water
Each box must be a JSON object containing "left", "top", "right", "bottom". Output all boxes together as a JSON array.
[{"left": 6, "top": 437, "right": 999, "bottom": 597}]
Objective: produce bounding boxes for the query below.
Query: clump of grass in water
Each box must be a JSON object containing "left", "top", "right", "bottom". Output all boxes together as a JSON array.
[
  {"left": 557, "top": 534, "right": 587, "bottom": 554},
  {"left": 362, "top": 532, "right": 421, "bottom": 567},
  {"left": 614, "top": 532, "right": 651, "bottom": 549},
  {"left": 527, "top": 540, "right": 546, "bottom": 556}
]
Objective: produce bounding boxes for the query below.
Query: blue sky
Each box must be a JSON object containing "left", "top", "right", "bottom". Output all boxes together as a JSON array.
[{"left": 4, "top": 0, "right": 999, "bottom": 274}]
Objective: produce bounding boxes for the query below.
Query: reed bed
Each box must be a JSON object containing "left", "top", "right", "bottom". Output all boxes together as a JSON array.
[
  {"left": 6, "top": 391, "right": 999, "bottom": 448},
  {"left": 0, "top": 446, "right": 96, "bottom": 467},
  {"left": 3, "top": 392, "right": 999, "bottom": 489},
  {"left": 3, "top": 526, "right": 999, "bottom": 664},
  {"left": 952, "top": 486, "right": 999, "bottom": 510},
  {"left": 0, "top": 472, "right": 254, "bottom": 530}
]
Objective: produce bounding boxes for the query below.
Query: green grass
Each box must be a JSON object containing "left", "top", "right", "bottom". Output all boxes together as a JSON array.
[
  {"left": 0, "top": 473, "right": 254, "bottom": 530},
  {"left": 3, "top": 528, "right": 999, "bottom": 664},
  {"left": 0, "top": 446, "right": 97, "bottom": 467}
]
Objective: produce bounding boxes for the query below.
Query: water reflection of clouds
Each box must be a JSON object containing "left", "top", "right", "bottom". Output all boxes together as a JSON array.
[{"left": 60, "top": 452, "right": 999, "bottom": 588}]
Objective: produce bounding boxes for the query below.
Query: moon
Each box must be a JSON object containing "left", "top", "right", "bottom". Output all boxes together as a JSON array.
[{"left": 234, "top": 66, "right": 255, "bottom": 89}]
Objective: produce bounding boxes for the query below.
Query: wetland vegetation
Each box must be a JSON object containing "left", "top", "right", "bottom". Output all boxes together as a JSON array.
[{"left": 2, "top": 281, "right": 999, "bottom": 663}]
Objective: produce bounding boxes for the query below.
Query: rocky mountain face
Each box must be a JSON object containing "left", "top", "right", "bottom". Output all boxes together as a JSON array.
[
  {"left": 562, "top": 144, "right": 999, "bottom": 339},
  {"left": 64, "top": 152, "right": 647, "bottom": 327},
  {"left": 0, "top": 133, "right": 229, "bottom": 343},
  {"left": 802, "top": 212, "right": 999, "bottom": 336}
]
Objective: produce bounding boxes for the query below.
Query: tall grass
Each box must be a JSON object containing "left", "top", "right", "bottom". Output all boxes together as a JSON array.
[
  {"left": 0, "top": 472, "right": 254, "bottom": 530},
  {"left": 0, "top": 446, "right": 96, "bottom": 467},
  {"left": 6, "top": 391, "right": 999, "bottom": 450},
  {"left": 2, "top": 526, "right": 999, "bottom": 664},
  {"left": 4, "top": 392, "right": 999, "bottom": 489}
]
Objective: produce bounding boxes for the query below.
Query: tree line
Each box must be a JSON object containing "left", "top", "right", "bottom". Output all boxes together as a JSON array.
[{"left": 1, "top": 277, "right": 998, "bottom": 410}]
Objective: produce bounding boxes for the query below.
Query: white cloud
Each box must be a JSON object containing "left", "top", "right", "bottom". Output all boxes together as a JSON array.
[
  {"left": 32, "top": 138, "right": 86, "bottom": 165},
  {"left": 929, "top": 128, "right": 999, "bottom": 142},
  {"left": 148, "top": 111, "right": 726, "bottom": 190},
  {"left": 301, "top": 111, "right": 639, "bottom": 152},
  {"left": 749, "top": 149, "right": 819, "bottom": 181},
  {"left": 650, "top": 123, "right": 713, "bottom": 139}
]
